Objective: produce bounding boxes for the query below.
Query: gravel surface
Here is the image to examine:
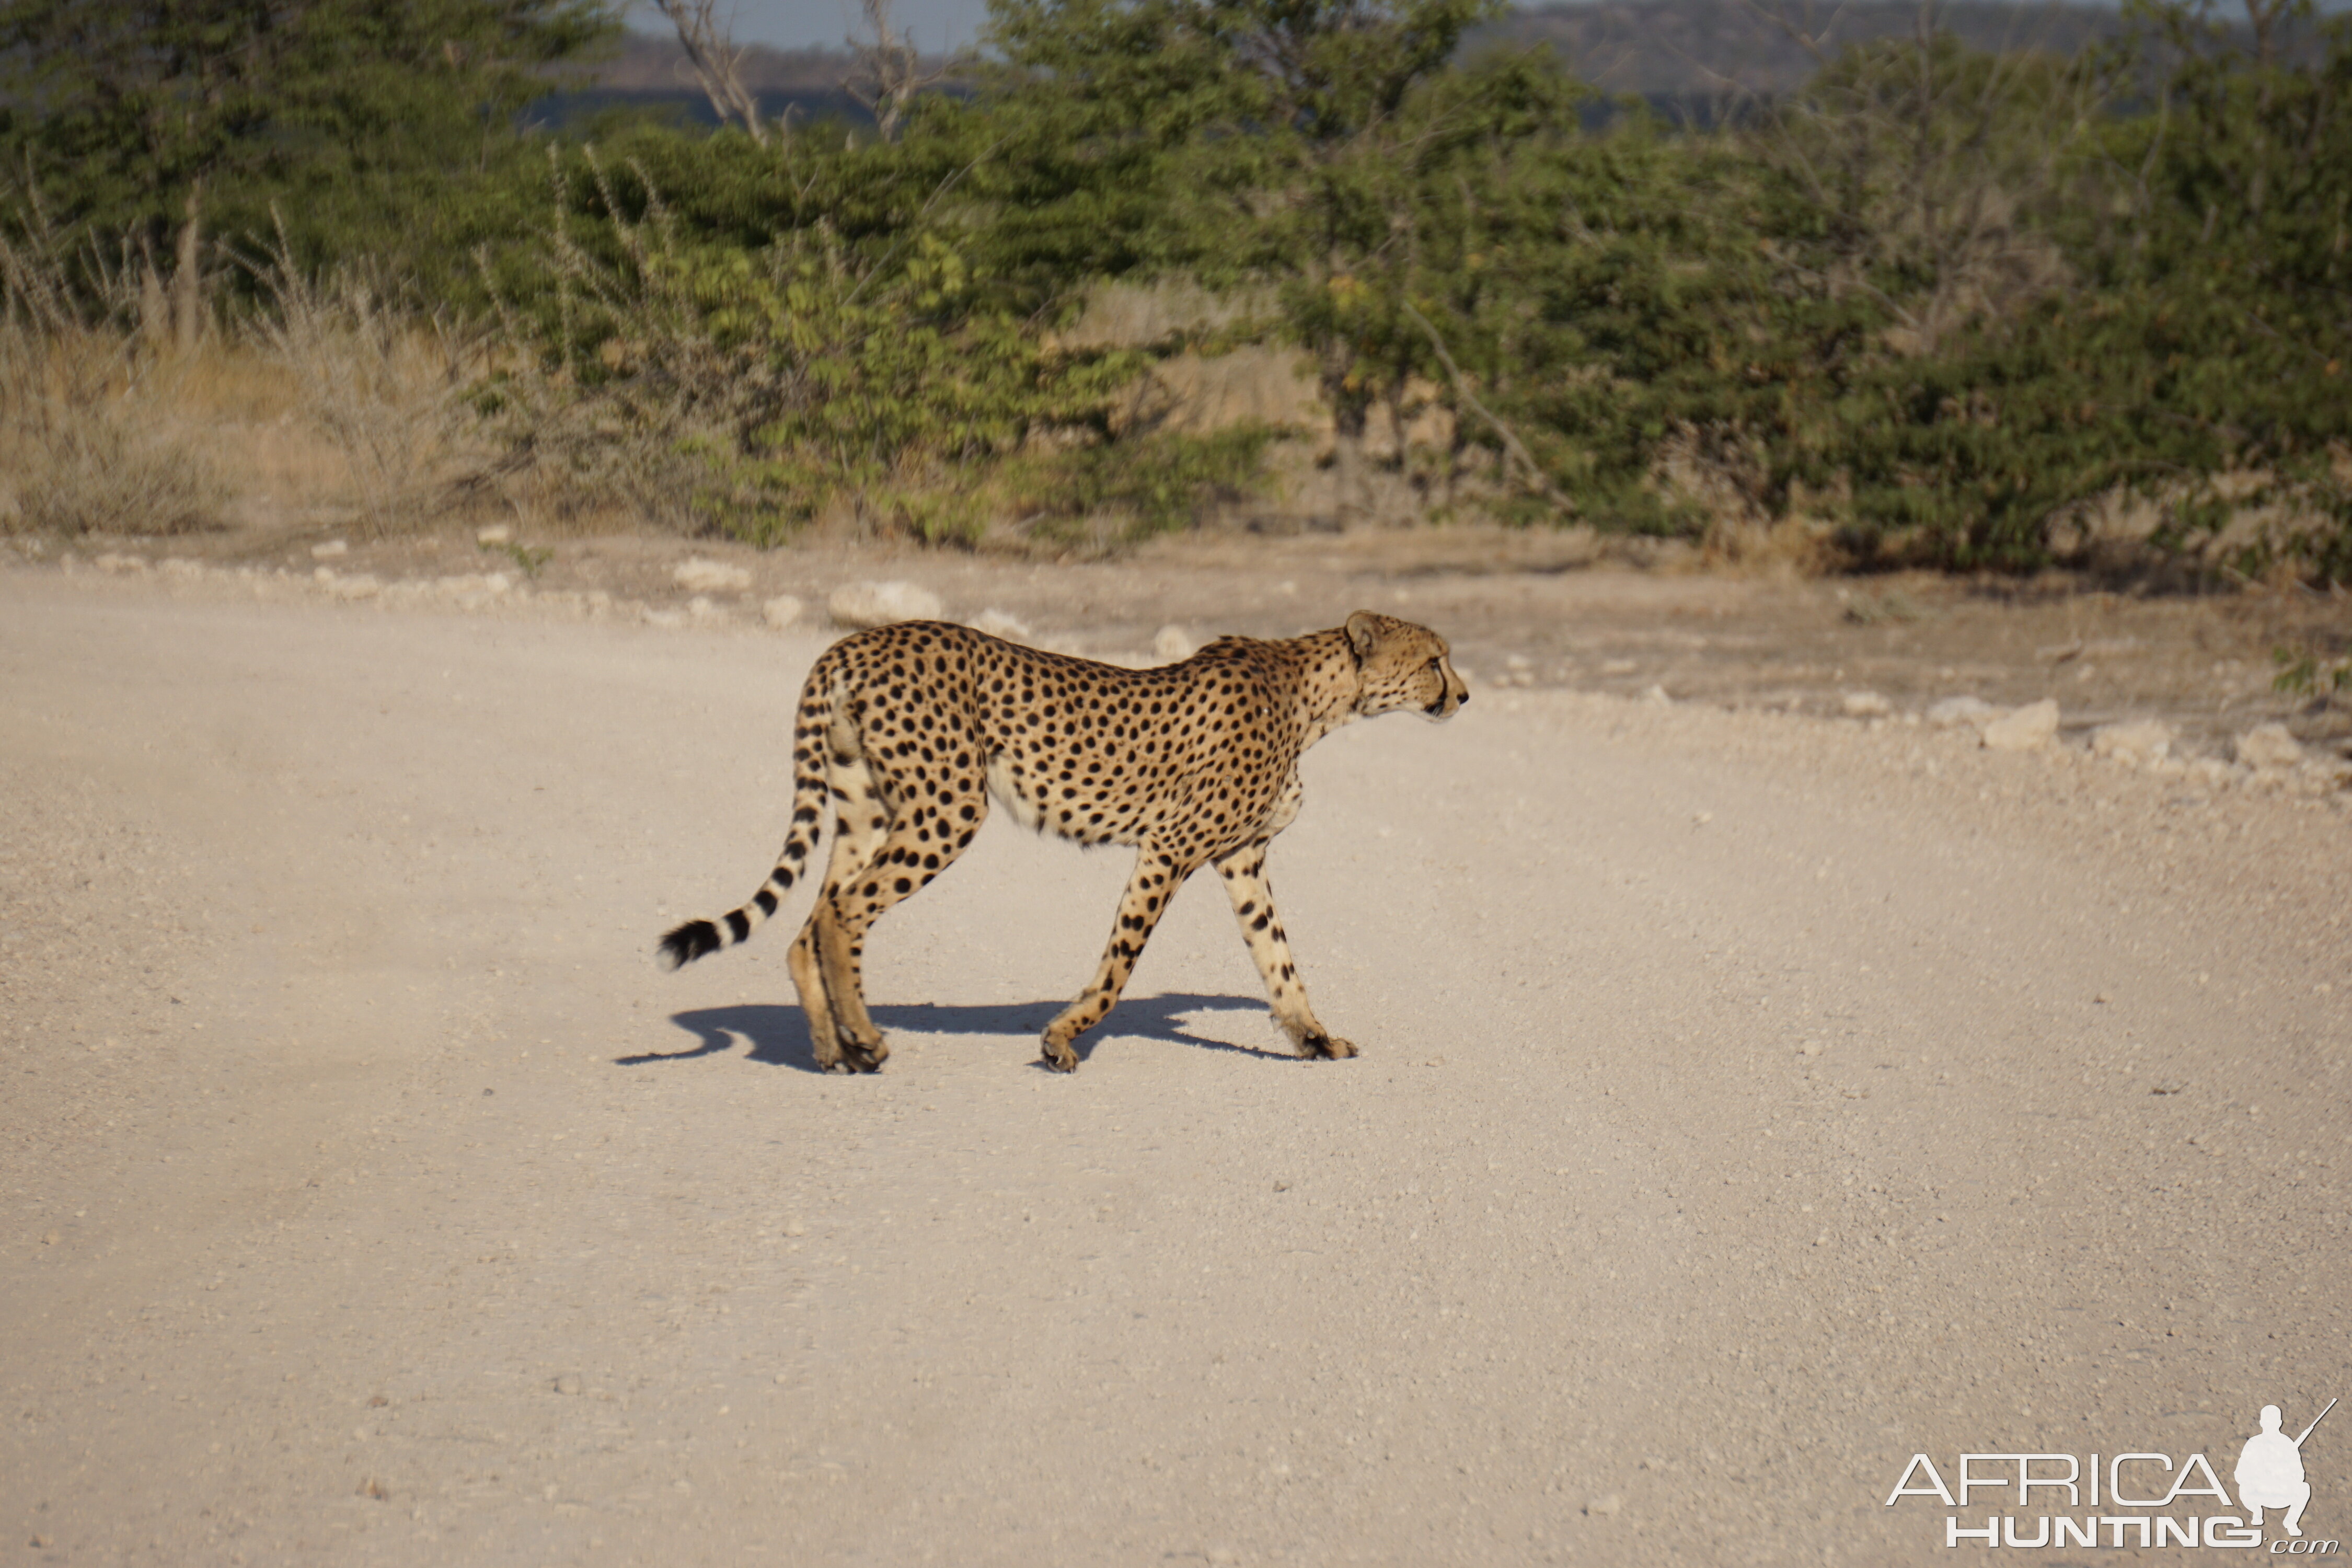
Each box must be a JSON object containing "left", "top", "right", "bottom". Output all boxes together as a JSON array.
[
  {"left": 17, "top": 525, "right": 2351, "bottom": 760},
  {"left": 3, "top": 567, "right": 2347, "bottom": 1565}
]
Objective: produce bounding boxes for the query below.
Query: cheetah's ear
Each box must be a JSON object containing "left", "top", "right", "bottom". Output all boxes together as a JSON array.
[{"left": 1345, "top": 610, "right": 1381, "bottom": 659}]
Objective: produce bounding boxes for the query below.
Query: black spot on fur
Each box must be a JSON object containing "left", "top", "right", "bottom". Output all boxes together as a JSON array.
[
  {"left": 725, "top": 909, "right": 752, "bottom": 942},
  {"left": 656, "top": 919, "right": 723, "bottom": 971}
]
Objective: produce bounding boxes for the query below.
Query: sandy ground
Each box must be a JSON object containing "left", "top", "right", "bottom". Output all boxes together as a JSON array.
[
  {"left": 17, "top": 525, "right": 2351, "bottom": 759},
  {"left": 4, "top": 564, "right": 2349, "bottom": 1566}
]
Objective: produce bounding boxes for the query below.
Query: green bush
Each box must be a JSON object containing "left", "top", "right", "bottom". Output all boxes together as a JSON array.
[
  {"left": 474, "top": 145, "right": 1279, "bottom": 543},
  {"left": 3, "top": 0, "right": 2347, "bottom": 571}
]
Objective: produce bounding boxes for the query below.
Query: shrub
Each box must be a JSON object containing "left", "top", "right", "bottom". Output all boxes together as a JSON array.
[
  {"left": 0, "top": 210, "right": 221, "bottom": 535},
  {"left": 474, "top": 146, "right": 1271, "bottom": 544}
]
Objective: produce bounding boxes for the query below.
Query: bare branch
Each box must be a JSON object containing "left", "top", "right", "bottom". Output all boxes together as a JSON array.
[
  {"left": 845, "top": 0, "right": 955, "bottom": 143},
  {"left": 1399, "top": 301, "right": 1572, "bottom": 514},
  {"left": 1736, "top": 0, "right": 1866, "bottom": 67},
  {"left": 649, "top": 0, "right": 771, "bottom": 146}
]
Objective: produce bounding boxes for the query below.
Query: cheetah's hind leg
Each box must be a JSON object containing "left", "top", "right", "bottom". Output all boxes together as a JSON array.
[
  {"left": 790, "top": 757, "right": 893, "bottom": 1073},
  {"left": 785, "top": 915, "right": 856, "bottom": 1073},
  {"left": 813, "top": 901, "right": 887, "bottom": 1073},
  {"left": 805, "top": 763, "right": 993, "bottom": 1074}
]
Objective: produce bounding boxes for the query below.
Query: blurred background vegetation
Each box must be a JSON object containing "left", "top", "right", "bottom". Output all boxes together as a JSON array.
[{"left": 1, "top": 0, "right": 2347, "bottom": 577}]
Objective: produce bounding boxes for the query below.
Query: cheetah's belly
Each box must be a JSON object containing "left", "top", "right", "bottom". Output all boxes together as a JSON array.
[{"left": 983, "top": 753, "right": 1045, "bottom": 831}]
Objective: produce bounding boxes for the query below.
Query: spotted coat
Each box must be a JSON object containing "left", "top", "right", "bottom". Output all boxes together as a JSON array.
[{"left": 658, "top": 610, "right": 1468, "bottom": 1072}]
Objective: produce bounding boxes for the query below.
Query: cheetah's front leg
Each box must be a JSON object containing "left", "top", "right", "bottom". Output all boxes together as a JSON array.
[
  {"left": 1040, "top": 845, "right": 1195, "bottom": 1073},
  {"left": 1213, "top": 842, "right": 1354, "bottom": 1059}
]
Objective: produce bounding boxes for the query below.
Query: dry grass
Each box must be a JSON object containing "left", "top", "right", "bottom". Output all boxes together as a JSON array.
[
  {"left": 243, "top": 232, "right": 500, "bottom": 538},
  {"left": 0, "top": 225, "right": 224, "bottom": 536},
  {"left": 0, "top": 202, "right": 559, "bottom": 543}
]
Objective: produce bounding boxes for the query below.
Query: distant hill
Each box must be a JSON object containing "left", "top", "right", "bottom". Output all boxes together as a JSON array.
[
  {"left": 530, "top": 32, "right": 954, "bottom": 133},
  {"left": 547, "top": 6, "right": 2142, "bottom": 132},
  {"left": 592, "top": 32, "right": 889, "bottom": 96},
  {"left": 1481, "top": 0, "right": 2123, "bottom": 99}
]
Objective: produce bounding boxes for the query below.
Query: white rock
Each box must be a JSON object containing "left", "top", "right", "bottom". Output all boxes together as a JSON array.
[
  {"left": 474, "top": 525, "right": 511, "bottom": 545},
  {"left": 828, "top": 580, "right": 942, "bottom": 628},
  {"left": 1981, "top": 698, "right": 2060, "bottom": 752},
  {"left": 686, "top": 595, "right": 729, "bottom": 623},
  {"left": 969, "top": 608, "right": 1033, "bottom": 643},
  {"left": 1840, "top": 690, "right": 1892, "bottom": 718},
  {"left": 327, "top": 573, "right": 381, "bottom": 601},
  {"left": 2301, "top": 755, "right": 2352, "bottom": 788},
  {"left": 2190, "top": 756, "right": 2235, "bottom": 787},
  {"left": 2233, "top": 722, "right": 2303, "bottom": 770},
  {"left": 1926, "top": 695, "right": 1999, "bottom": 729},
  {"left": 310, "top": 539, "right": 348, "bottom": 559},
  {"left": 1152, "top": 624, "right": 1198, "bottom": 662},
  {"left": 2089, "top": 719, "right": 2174, "bottom": 767},
  {"left": 642, "top": 606, "right": 686, "bottom": 629},
  {"left": 673, "top": 557, "right": 752, "bottom": 594},
  {"left": 2292, "top": 757, "right": 2349, "bottom": 795},
  {"left": 94, "top": 552, "right": 147, "bottom": 573},
  {"left": 1641, "top": 684, "right": 1673, "bottom": 706},
  {"left": 159, "top": 557, "right": 203, "bottom": 579},
  {"left": 1586, "top": 1494, "right": 1624, "bottom": 1517},
  {"left": 761, "top": 594, "right": 804, "bottom": 630},
  {"left": 483, "top": 572, "right": 512, "bottom": 596}
]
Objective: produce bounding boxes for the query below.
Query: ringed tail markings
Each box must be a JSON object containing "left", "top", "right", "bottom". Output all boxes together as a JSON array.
[{"left": 654, "top": 695, "right": 837, "bottom": 971}]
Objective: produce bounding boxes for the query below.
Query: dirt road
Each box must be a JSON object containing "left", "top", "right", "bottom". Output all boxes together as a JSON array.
[{"left": 5, "top": 571, "right": 2348, "bottom": 1565}]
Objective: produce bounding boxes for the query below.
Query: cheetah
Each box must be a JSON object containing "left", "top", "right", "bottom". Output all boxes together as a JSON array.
[{"left": 655, "top": 611, "right": 1468, "bottom": 1073}]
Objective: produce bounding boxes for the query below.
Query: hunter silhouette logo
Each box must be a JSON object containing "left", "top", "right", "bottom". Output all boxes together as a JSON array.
[
  {"left": 2240, "top": 1399, "right": 2334, "bottom": 1539},
  {"left": 1884, "top": 1395, "right": 2338, "bottom": 1550}
]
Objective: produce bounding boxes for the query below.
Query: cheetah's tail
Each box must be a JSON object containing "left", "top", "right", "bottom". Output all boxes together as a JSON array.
[{"left": 654, "top": 673, "right": 836, "bottom": 972}]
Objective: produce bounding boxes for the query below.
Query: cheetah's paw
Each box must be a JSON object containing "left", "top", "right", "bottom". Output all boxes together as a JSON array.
[{"left": 834, "top": 1035, "right": 889, "bottom": 1074}]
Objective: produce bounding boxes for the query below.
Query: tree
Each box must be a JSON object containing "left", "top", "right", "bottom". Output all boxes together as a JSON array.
[
  {"left": 989, "top": 0, "right": 1501, "bottom": 521},
  {"left": 646, "top": 0, "right": 770, "bottom": 144},
  {"left": 0, "top": 0, "right": 619, "bottom": 328},
  {"left": 846, "top": 0, "right": 955, "bottom": 143},
  {"left": 0, "top": 1, "right": 281, "bottom": 343}
]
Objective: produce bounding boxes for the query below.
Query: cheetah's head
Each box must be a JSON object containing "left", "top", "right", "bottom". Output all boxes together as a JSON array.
[{"left": 1346, "top": 612, "right": 1468, "bottom": 722}]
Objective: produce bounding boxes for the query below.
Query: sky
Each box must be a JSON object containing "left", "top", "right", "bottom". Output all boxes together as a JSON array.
[
  {"left": 629, "top": 0, "right": 2343, "bottom": 58},
  {"left": 630, "top": 0, "right": 995, "bottom": 54}
]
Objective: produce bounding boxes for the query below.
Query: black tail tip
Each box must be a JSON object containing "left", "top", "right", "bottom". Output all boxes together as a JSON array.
[{"left": 655, "top": 918, "right": 723, "bottom": 972}]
